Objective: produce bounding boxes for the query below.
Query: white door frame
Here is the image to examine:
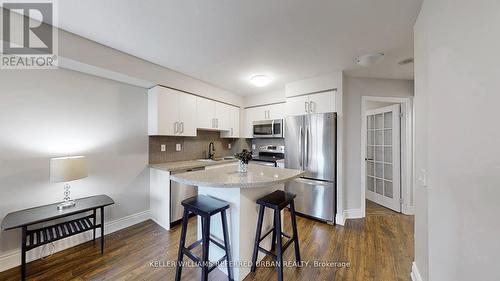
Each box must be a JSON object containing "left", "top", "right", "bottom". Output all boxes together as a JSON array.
[{"left": 360, "top": 96, "right": 414, "bottom": 216}]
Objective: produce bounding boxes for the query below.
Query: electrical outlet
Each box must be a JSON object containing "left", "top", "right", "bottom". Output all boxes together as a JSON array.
[
  {"left": 161, "top": 144, "right": 166, "bottom": 152},
  {"left": 176, "top": 143, "right": 182, "bottom": 151},
  {"left": 228, "top": 143, "right": 232, "bottom": 149},
  {"left": 252, "top": 144, "right": 256, "bottom": 150}
]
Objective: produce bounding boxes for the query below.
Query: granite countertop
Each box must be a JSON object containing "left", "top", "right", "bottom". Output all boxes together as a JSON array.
[
  {"left": 149, "top": 158, "right": 238, "bottom": 172},
  {"left": 170, "top": 164, "right": 304, "bottom": 188}
]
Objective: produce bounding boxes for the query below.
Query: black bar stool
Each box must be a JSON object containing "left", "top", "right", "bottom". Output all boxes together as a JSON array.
[
  {"left": 175, "top": 195, "right": 233, "bottom": 281},
  {"left": 250, "top": 190, "right": 301, "bottom": 281}
]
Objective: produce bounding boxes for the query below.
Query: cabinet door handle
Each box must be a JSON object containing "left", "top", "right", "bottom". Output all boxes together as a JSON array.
[
  {"left": 231, "top": 127, "right": 233, "bottom": 136},
  {"left": 174, "top": 122, "right": 179, "bottom": 134},
  {"left": 212, "top": 118, "right": 214, "bottom": 128},
  {"left": 180, "top": 122, "right": 184, "bottom": 134},
  {"left": 309, "top": 101, "right": 314, "bottom": 113},
  {"left": 216, "top": 118, "right": 218, "bottom": 128},
  {"left": 305, "top": 101, "right": 309, "bottom": 113}
]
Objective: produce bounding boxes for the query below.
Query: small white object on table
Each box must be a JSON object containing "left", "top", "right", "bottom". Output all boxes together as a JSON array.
[{"left": 170, "top": 163, "right": 304, "bottom": 281}]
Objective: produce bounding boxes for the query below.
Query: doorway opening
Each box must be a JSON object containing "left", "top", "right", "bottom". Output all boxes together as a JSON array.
[{"left": 360, "top": 96, "right": 414, "bottom": 217}]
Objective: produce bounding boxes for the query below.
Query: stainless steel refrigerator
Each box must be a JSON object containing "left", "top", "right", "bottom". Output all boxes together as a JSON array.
[{"left": 285, "top": 112, "right": 336, "bottom": 224}]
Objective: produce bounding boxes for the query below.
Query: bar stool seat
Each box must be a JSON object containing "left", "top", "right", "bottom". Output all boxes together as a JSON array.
[
  {"left": 175, "top": 195, "right": 233, "bottom": 281},
  {"left": 251, "top": 190, "right": 301, "bottom": 281}
]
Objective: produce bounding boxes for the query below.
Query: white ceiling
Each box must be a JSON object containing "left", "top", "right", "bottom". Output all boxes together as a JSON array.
[{"left": 57, "top": 0, "right": 422, "bottom": 96}]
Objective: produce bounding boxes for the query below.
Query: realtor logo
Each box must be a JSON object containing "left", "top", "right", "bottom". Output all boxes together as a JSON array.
[{"left": 1, "top": 1, "right": 58, "bottom": 69}]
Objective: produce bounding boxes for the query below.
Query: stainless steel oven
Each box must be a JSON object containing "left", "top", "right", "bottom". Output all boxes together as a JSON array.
[{"left": 253, "top": 119, "right": 284, "bottom": 138}]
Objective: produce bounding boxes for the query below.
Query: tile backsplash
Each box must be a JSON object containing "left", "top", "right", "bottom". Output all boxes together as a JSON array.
[{"left": 149, "top": 130, "right": 251, "bottom": 164}]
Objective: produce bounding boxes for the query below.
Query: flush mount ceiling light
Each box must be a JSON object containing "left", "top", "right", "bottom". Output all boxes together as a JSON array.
[
  {"left": 355, "top": 53, "right": 385, "bottom": 67},
  {"left": 250, "top": 75, "right": 272, "bottom": 87}
]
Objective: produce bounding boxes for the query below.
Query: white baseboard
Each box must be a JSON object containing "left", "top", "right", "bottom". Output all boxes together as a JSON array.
[
  {"left": 411, "top": 262, "right": 423, "bottom": 281},
  {"left": 335, "top": 212, "right": 346, "bottom": 226},
  {"left": 345, "top": 208, "right": 363, "bottom": 219},
  {"left": 0, "top": 210, "right": 151, "bottom": 273},
  {"left": 403, "top": 204, "right": 415, "bottom": 215},
  {"left": 335, "top": 208, "right": 363, "bottom": 225}
]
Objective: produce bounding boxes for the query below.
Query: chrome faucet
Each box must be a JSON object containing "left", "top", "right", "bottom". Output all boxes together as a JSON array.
[{"left": 208, "top": 142, "right": 215, "bottom": 159}]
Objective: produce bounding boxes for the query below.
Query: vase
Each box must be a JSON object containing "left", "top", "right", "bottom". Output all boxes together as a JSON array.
[{"left": 238, "top": 160, "right": 248, "bottom": 173}]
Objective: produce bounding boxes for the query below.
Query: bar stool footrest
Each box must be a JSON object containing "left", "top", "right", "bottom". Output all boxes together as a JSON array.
[
  {"left": 208, "top": 255, "right": 228, "bottom": 273},
  {"left": 258, "top": 246, "right": 277, "bottom": 260}
]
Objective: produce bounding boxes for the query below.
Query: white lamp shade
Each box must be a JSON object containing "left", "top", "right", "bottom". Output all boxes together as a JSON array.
[{"left": 50, "top": 156, "right": 88, "bottom": 183}]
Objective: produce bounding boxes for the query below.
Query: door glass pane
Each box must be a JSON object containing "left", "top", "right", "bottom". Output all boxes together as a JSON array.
[
  {"left": 375, "top": 114, "right": 384, "bottom": 129},
  {"left": 367, "top": 146, "right": 374, "bottom": 159},
  {"left": 384, "top": 164, "right": 392, "bottom": 180},
  {"left": 384, "top": 147, "right": 392, "bottom": 163},
  {"left": 384, "top": 112, "right": 392, "bottom": 128},
  {"left": 375, "top": 163, "right": 383, "bottom": 178},
  {"left": 384, "top": 181, "right": 393, "bottom": 198},
  {"left": 376, "top": 179, "right": 384, "bottom": 195},
  {"left": 375, "top": 146, "right": 383, "bottom": 162},
  {"left": 368, "top": 131, "right": 374, "bottom": 145},
  {"left": 384, "top": 129, "right": 392, "bottom": 145},
  {"left": 367, "top": 176, "right": 374, "bottom": 191},
  {"left": 367, "top": 161, "right": 374, "bottom": 176},
  {"left": 375, "top": 130, "right": 383, "bottom": 145}
]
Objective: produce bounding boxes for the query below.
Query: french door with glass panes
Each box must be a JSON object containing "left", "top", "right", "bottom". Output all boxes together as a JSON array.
[{"left": 365, "top": 104, "right": 401, "bottom": 212}]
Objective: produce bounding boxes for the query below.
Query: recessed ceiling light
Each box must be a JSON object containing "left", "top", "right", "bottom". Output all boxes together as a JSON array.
[
  {"left": 355, "top": 53, "right": 385, "bottom": 67},
  {"left": 250, "top": 75, "right": 272, "bottom": 87}
]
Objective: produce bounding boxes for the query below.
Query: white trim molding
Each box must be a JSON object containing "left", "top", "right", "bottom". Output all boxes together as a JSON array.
[
  {"left": 345, "top": 208, "right": 363, "bottom": 219},
  {"left": 336, "top": 208, "right": 363, "bottom": 225},
  {"left": 335, "top": 212, "right": 346, "bottom": 226},
  {"left": 360, "top": 96, "right": 414, "bottom": 217},
  {"left": 410, "top": 262, "right": 423, "bottom": 281},
  {"left": 0, "top": 210, "right": 151, "bottom": 273}
]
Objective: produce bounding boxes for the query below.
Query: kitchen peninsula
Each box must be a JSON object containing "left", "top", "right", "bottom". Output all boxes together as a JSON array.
[{"left": 170, "top": 164, "right": 304, "bottom": 281}]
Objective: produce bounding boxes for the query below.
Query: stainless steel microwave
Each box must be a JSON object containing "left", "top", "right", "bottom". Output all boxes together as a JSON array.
[{"left": 253, "top": 119, "right": 284, "bottom": 138}]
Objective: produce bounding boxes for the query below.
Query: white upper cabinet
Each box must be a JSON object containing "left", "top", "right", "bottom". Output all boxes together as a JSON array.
[
  {"left": 215, "top": 102, "right": 230, "bottom": 130},
  {"left": 177, "top": 93, "right": 197, "bottom": 136},
  {"left": 285, "top": 95, "right": 310, "bottom": 116},
  {"left": 285, "top": 91, "right": 336, "bottom": 116},
  {"left": 243, "top": 107, "right": 259, "bottom": 138},
  {"left": 196, "top": 96, "right": 233, "bottom": 131},
  {"left": 221, "top": 106, "right": 240, "bottom": 138},
  {"left": 149, "top": 86, "right": 238, "bottom": 136},
  {"left": 308, "top": 90, "right": 336, "bottom": 114},
  {"left": 196, "top": 97, "right": 216, "bottom": 130},
  {"left": 148, "top": 86, "right": 197, "bottom": 136},
  {"left": 267, "top": 103, "right": 285, "bottom": 120}
]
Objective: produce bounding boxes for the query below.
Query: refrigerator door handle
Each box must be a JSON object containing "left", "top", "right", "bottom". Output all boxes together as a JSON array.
[
  {"left": 299, "top": 126, "right": 303, "bottom": 168},
  {"left": 305, "top": 125, "right": 310, "bottom": 168}
]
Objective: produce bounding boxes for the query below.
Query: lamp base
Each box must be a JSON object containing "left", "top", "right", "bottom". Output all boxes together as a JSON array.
[{"left": 57, "top": 200, "right": 76, "bottom": 210}]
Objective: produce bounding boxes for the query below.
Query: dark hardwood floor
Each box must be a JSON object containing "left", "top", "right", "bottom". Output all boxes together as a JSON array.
[{"left": 0, "top": 200, "right": 413, "bottom": 281}]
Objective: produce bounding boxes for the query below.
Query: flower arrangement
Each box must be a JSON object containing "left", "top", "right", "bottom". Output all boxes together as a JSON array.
[{"left": 234, "top": 149, "right": 252, "bottom": 164}]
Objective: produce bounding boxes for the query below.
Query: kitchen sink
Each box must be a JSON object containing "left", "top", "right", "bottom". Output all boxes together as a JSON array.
[{"left": 197, "top": 157, "right": 234, "bottom": 163}]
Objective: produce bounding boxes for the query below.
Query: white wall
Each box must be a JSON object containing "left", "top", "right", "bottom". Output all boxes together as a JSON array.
[
  {"left": 243, "top": 90, "right": 285, "bottom": 107},
  {"left": 414, "top": 0, "right": 500, "bottom": 280},
  {"left": 57, "top": 26, "right": 244, "bottom": 106},
  {"left": 344, "top": 77, "right": 414, "bottom": 211},
  {"left": 0, "top": 69, "right": 149, "bottom": 263}
]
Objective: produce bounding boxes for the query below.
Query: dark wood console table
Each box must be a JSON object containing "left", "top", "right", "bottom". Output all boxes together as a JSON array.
[{"left": 1, "top": 195, "right": 114, "bottom": 280}]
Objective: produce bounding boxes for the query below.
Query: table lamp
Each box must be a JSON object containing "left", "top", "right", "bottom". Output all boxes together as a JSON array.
[{"left": 50, "top": 156, "right": 87, "bottom": 210}]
